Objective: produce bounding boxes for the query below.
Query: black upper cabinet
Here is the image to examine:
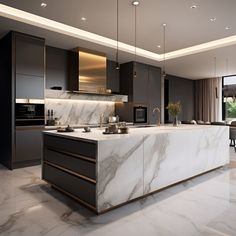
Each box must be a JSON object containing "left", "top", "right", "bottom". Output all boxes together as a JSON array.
[
  {"left": 15, "top": 33, "right": 44, "bottom": 77},
  {"left": 106, "top": 60, "right": 120, "bottom": 93},
  {"left": 148, "top": 66, "right": 161, "bottom": 124},
  {"left": 46, "top": 46, "right": 69, "bottom": 90},
  {"left": 14, "top": 32, "right": 45, "bottom": 99},
  {"left": 16, "top": 74, "right": 44, "bottom": 99},
  {"left": 118, "top": 61, "right": 161, "bottom": 124},
  {"left": 120, "top": 61, "right": 154, "bottom": 104},
  {"left": 133, "top": 62, "right": 149, "bottom": 104}
]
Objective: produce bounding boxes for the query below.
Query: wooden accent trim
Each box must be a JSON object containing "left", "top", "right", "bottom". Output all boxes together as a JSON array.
[
  {"left": 48, "top": 182, "right": 97, "bottom": 213},
  {"left": 45, "top": 146, "right": 96, "bottom": 163},
  {"left": 43, "top": 161, "right": 96, "bottom": 184}
]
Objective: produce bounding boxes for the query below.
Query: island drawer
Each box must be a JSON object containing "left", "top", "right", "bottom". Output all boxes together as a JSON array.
[
  {"left": 43, "top": 163, "right": 96, "bottom": 207},
  {"left": 44, "top": 135, "right": 96, "bottom": 159},
  {"left": 44, "top": 148, "right": 96, "bottom": 180}
]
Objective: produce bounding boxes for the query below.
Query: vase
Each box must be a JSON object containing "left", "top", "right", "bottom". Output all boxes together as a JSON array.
[{"left": 173, "top": 115, "right": 178, "bottom": 126}]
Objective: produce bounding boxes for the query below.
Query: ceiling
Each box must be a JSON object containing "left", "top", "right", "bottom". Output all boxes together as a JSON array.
[{"left": 0, "top": 0, "right": 236, "bottom": 79}]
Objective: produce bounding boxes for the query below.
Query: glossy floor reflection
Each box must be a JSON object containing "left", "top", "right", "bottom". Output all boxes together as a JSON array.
[{"left": 0, "top": 148, "right": 235, "bottom": 236}]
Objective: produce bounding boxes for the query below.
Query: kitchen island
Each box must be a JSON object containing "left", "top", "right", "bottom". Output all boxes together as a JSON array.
[{"left": 42, "top": 125, "right": 229, "bottom": 214}]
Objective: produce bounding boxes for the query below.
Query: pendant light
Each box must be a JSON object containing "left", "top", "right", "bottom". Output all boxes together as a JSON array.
[
  {"left": 132, "top": 1, "right": 140, "bottom": 77},
  {"left": 162, "top": 23, "right": 167, "bottom": 78},
  {"left": 115, "top": 0, "right": 120, "bottom": 70}
]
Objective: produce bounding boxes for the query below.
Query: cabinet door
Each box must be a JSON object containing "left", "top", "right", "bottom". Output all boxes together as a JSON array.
[
  {"left": 148, "top": 66, "right": 161, "bottom": 124},
  {"left": 16, "top": 74, "right": 44, "bottom": 99},
  {"left": 133, "top": 62, "right": 148, "bottom": 104},
  {"left": 15, "top": 127, "right": 43, "bottom": 163},
  {"left": 15, "top": 33, "right": 45, "bottom": 77},
  {"left": 106, "top": 60, "right": 120, "bottom": 93}
]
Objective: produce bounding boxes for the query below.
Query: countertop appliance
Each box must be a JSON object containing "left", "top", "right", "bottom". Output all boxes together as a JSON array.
[{"left": 133, "top": 105, "right": 147, "bottom": 124}]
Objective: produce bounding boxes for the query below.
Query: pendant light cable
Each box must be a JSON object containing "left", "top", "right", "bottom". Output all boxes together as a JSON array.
[
  {"left": 116, "top": 0, "right": 119, "bottom": 70},
  {"left": 163, "top": 23, "right": 167, "bottom": 77},
  {"left": 134, "top": 3, "right": 137, "bottom": 77}
]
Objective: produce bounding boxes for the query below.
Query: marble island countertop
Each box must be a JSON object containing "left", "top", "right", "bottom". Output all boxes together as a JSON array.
[
  {"left": 43, "top": 124, "right": 229, "bottom": 143},
  {"left": 43, "top": 123, "right": 229, "bottom": 213}
]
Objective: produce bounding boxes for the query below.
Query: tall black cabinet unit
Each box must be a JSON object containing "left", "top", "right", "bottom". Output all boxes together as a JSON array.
[
  {"left": 116, "top": 61, "right": 161, "bottom": 124},
  {"left": 0, "top": 31, "right": 45, "bottom": 169}
]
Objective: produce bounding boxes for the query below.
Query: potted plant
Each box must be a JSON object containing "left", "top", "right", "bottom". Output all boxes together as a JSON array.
[{"left": 166, "top": 101, "right": 182, "bottom": 126}]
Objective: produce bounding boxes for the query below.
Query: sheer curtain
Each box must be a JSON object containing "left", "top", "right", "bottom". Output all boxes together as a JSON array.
[{"left": 195, "top": 77, "right": 222, "bottom": 122}]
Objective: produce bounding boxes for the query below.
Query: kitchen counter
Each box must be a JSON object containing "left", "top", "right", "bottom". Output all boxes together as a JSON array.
[
  {"left": 42, "top": 125, "right": 230, "bottom": 213},
  {"left": 43, "top": 124, "right": 224, "bottom": 141}
]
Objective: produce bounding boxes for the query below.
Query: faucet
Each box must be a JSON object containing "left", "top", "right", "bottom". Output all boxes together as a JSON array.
[
  {"left": 152, "top": 107, "right": 161, "bottom": 126},
  {"left": 99, "top": 113, "right": 104, "bottom": 128}
]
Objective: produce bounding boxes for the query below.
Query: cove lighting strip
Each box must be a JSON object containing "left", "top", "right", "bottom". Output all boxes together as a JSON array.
[{"left": 1, "top": 3, "right": 236, "bottom": 61}]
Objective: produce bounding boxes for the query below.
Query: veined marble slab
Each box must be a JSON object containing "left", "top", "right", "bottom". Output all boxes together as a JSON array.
[
  {"left": 45, "top": 98, "right": 115, "bottom": 125},
  {"left": 97, "top": 137, "right": 144, "bottom": 212},
  {"left": 97, "top": 125, "right": 229, "bottom": 212},
  {"left": 143, "top": 127, "right": 229, "bottom": 195}
]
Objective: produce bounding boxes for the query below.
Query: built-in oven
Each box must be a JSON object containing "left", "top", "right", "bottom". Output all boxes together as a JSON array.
[
  {"left": 15, "top": 103, "right": 45, "bottom": 126},
  {"left": 133, "top": 106, "right": 147, "bottom": 123}
]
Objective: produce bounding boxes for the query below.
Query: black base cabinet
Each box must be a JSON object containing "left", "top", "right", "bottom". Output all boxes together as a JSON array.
[
  {"left": 42, "top": 134, "right": 97, "bottom": 211},
  {"left": 13, "top": 126, "right": 43, "bottom": 169}
]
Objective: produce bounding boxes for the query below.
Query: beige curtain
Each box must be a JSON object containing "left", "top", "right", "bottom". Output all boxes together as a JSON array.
[{"left": 195, "top": 77, "right": 222, "bottom": 122}]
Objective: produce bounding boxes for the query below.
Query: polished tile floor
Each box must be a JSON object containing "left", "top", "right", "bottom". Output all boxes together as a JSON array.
[{"left": 0, "top": 149, "right": 236, "bottom": 236}]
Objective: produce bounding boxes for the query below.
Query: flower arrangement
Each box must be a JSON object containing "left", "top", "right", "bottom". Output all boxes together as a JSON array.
[{"left": 166, "top": 101, "right": 182, "bottom": 117}]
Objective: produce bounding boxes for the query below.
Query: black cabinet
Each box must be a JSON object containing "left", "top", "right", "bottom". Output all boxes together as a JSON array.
[
  {"left": 133, "top": 63, "right": 149, "bottom": 104},
  {"left": 16, "top": 74, "right": 44, "bottom": 99},
  {"left": 46, "top": 46, "right": 69, "bottom": 90},
  {"left": 106, "top": 60, "right": 120, "bottom": 93},
  {"left": 14, "top": 127, "right": 43, "bottom": 168},
  {"left": 148, "top": 66, "right": 161, "bottom": 124},
  {"left": 167, "top": 75, "right": 195, "bottom": 122},
  {"left": 119, "top": 61, "right": 149, "bottom": 103},
  {"left": 15, "top": 33, "right": 45, "bottom": 99},
  {"left": 43, "top": 134, "right": 97, "bottom": 209},
  {"left": 0, "top": 31, "right": 45, "bottom": 169},
  {"left": 15, "top": 34, "right": 44, "bottom": 77},
  {"left": 117, "top": 61, "right": 161, "bottom": 124}
]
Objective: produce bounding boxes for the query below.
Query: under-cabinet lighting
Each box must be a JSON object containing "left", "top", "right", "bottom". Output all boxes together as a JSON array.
[
  {"left": 45, "top": 98, "right": 116, "bottom": 104},
  {"left": 16, "top": 99, "right": 45, "bottom": 104}
]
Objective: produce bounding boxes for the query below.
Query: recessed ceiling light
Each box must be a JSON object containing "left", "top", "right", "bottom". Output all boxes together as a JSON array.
[
  {"left": 190, "top": 5, "right": 198, "bottom": 9},
  {"left": 132, "top": 1, "right": 140, "bottom": 6},
  {"left": 225, "top": 26, "right": 231, "bottom": 30},
  {"left": 157, "top": 45, "right": 161, "bottom": 48},
  {"left": 81, "top": 17, "right": 87, "bottom": 21},
  {"left": 210, "top": 18, "right": 216, "bottom": 22},
  {"left": 41, "top": 2, "right": 47, "bottom": 8}
]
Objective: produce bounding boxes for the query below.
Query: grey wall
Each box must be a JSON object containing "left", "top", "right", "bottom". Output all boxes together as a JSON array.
[
  {"left": 167, "top": 75, "right": 195, "bottom": 122},
  {"left": 46, "top": 46, "right": 68, "bottom": 90}
]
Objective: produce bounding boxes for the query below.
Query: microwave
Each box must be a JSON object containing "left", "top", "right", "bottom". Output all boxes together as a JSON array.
[
  {"left": 133, "top": 106, "right": 147, "bottom": 123},
  {"left": 15, "top": 103, "right": 45, "bottom": 126}
]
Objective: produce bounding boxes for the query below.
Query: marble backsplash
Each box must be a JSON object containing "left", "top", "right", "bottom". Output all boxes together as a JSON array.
[{"left": 45, "top": 99, "right": 115, "bottom": 125}]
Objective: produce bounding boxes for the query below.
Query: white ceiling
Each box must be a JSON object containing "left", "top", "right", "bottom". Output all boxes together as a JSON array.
[{"left": 0, "top": 0, "right": 236, "bottom": 79}]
